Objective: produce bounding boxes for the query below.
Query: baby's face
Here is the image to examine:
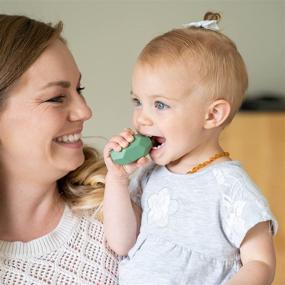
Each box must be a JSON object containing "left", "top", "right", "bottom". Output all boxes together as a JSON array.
[{"left": 131, "top": 61, "right": 210, "bottom": 168}]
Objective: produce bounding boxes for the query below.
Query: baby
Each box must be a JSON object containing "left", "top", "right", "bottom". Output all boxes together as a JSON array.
[{"left": 103, "top": 12, "right": 278, "bottom": 285}]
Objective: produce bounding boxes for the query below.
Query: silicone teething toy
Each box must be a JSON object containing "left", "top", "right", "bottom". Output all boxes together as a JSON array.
[{"left": 111, "top": 134, "right": 152, "bottom": 165}]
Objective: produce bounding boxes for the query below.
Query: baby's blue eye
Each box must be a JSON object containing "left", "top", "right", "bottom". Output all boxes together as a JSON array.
[
  {"left": 155, "top": 101, "right": 169, "bottom": 110},
  {"left": 132, "top": 97, "right": 141, "bottom": 107}
]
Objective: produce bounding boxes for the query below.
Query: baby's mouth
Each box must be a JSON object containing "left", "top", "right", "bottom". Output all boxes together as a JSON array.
[{"left": 151, "top": 136, "right": 166, "bottom": 149}]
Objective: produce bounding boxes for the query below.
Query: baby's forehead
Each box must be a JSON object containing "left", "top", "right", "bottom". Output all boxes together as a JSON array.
[
  {"left": 132, "top": 63, "right": 210, "bottom": 102},
  {"left": 136, "top": 55, "right": 204, "bottom": 79}
]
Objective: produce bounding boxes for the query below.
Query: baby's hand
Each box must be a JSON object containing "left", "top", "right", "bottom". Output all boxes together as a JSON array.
[{"left": 104, "top": 128, "right": 149, "bottom": 178}]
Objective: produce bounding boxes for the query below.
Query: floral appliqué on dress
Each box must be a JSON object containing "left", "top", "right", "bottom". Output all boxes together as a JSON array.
[
  {"left": 213, "top": 168, "right": 247, "bottom": 234},
  {"left": 147, "top": 188, "right": 178, "bottom": 227}
]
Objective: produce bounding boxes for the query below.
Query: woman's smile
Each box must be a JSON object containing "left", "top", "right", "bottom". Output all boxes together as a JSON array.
[{"left": 54, "top": 131, "right": 83, "bottom": 148}]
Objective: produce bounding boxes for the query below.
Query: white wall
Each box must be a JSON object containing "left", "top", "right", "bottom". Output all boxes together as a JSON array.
[{"left": 1, "top": 0, "right": 284, "bottom": 150}]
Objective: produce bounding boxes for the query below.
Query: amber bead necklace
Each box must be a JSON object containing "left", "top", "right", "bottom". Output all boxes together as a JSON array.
[{"left": 187, "top": 151, "right": 230, "bottom": 174}]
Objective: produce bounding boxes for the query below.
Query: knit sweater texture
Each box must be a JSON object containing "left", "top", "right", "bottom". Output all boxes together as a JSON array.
[{"left": 0, "top": 206, "right": 119, "bottom": 285}]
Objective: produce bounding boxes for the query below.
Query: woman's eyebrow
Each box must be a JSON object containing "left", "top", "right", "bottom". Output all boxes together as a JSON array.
[{"left": 41, "top": 80, "right": 71, "bottom": 90}]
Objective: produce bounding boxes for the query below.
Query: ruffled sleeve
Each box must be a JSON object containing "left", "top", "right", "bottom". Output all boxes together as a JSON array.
[{"left": 216, "top": 167, "right": 278, "bottom": 248}]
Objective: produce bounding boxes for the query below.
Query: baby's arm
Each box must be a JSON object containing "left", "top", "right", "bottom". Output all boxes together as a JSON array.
[
  {"left": 103, "top": 129, "right": 147, "bottom": 256},
  {"left": 226, "top": 221, "right": 276, "bottom": 285}
]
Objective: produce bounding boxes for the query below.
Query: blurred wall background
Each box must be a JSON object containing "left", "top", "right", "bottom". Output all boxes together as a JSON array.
[{"left": 0, "top": 0, "right": 284, "bottom": 149}]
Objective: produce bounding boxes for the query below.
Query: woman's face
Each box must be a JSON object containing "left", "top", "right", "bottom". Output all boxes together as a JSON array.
[{"left": 0, "top": 40, "right": 92, "bottom": 181}]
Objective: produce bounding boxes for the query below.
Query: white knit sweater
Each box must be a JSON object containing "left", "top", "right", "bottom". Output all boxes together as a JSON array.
[{"left": 0, "top": 206, "right": 119, "bottom": 285}]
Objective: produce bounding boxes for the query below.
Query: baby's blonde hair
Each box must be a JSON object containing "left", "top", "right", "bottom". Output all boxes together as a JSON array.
[
  {"left": 59, "top": 146, "right": 106, "bottom": 222},
  {"left": 137, "top": 12, "right": 248, "bottom": 122}
]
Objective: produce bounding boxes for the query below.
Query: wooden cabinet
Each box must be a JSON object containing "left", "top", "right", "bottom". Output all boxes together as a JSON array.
[{"left": 221, "top": 112, "right": 285, "bottom": 285}]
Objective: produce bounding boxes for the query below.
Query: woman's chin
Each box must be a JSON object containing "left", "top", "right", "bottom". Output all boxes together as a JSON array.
[{"left": 59, "top": 154, "right": 85, "bottom": 174}]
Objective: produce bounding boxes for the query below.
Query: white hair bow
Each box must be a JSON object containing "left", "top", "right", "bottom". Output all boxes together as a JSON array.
[{"left": 182, "top": 20, "right": 219, "bottom": 31}]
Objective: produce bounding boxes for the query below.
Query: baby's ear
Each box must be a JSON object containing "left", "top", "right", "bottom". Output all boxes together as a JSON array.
[{"left": 204, "top": 99, "right": 231, "bottom": 129}]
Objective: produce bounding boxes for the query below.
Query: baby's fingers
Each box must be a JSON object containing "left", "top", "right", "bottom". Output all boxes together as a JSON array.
[
  {"left": 136, "top": 156, "right": 150, "bottom": 166},
  {"left": 120, "top": 128, "right": 135, "bottom": 143},
  {"left": 104, "top": 141, "right": 121, "bottom": 159},
  {"left": 122, "top": 156, "right": 150, "bottom": 174},
  {"left": 108, "top": 135, "right": 129, "bottom": 151}
]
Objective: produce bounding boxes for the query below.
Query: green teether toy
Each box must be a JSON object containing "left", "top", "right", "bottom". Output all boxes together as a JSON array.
[{"left": 111, "top": 134, "right": 152, "bottom": 165}]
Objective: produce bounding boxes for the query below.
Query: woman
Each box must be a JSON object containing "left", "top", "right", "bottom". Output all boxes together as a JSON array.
[{"left": 0, "top": 14, "right": 118, "bottom": 284}]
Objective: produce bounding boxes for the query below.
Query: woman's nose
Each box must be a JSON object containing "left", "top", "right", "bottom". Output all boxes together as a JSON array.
[{"left": 69, "top": 95, "right": 92, "bottom": 122}]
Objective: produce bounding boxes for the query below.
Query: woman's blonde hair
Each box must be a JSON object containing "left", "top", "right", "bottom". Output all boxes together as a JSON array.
[
  {"left": 0, "top": 14, "right": 105, "bottom": 221},
  {"left": 59, "top": 146, "right": 106, "bottom": 222},
  {"left": 137, "top": 12, "right": 248, "bottom": 122}
]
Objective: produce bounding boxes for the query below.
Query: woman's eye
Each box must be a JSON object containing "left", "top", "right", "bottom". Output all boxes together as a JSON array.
[
  {"left": 155, "top": 101, "right": 169, "bottom": 110},
  {"left": 77, "top": 86, "right": 85, "bottom": 96},
  {"left": 132, "top": 97, "right": 141, "bottom": 107},
  {"left": 46, "top": 95, "right": 66, "bottom": 103}
]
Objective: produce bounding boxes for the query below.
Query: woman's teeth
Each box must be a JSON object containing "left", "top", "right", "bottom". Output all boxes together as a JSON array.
[{"left": 55, "top": 133, "right": 81, "bottom": 143}]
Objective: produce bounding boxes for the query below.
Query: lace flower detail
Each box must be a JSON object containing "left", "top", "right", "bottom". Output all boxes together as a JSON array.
[
  {"left": 213, "top": 168, "right": 233, "bottom": 187},
  {"left": 222, "top": 192, "right": 248, "bottom": 244},
  {"left": 225, "top": 197, "right": 246, "bottom": 231},
  {"left": 147, "top": 188, "right": 178, "bottom": 227}
]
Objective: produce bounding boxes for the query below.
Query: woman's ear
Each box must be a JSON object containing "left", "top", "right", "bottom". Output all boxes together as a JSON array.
[{"left": 204, "top": 99, "right": 231, "bottom": 129}]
